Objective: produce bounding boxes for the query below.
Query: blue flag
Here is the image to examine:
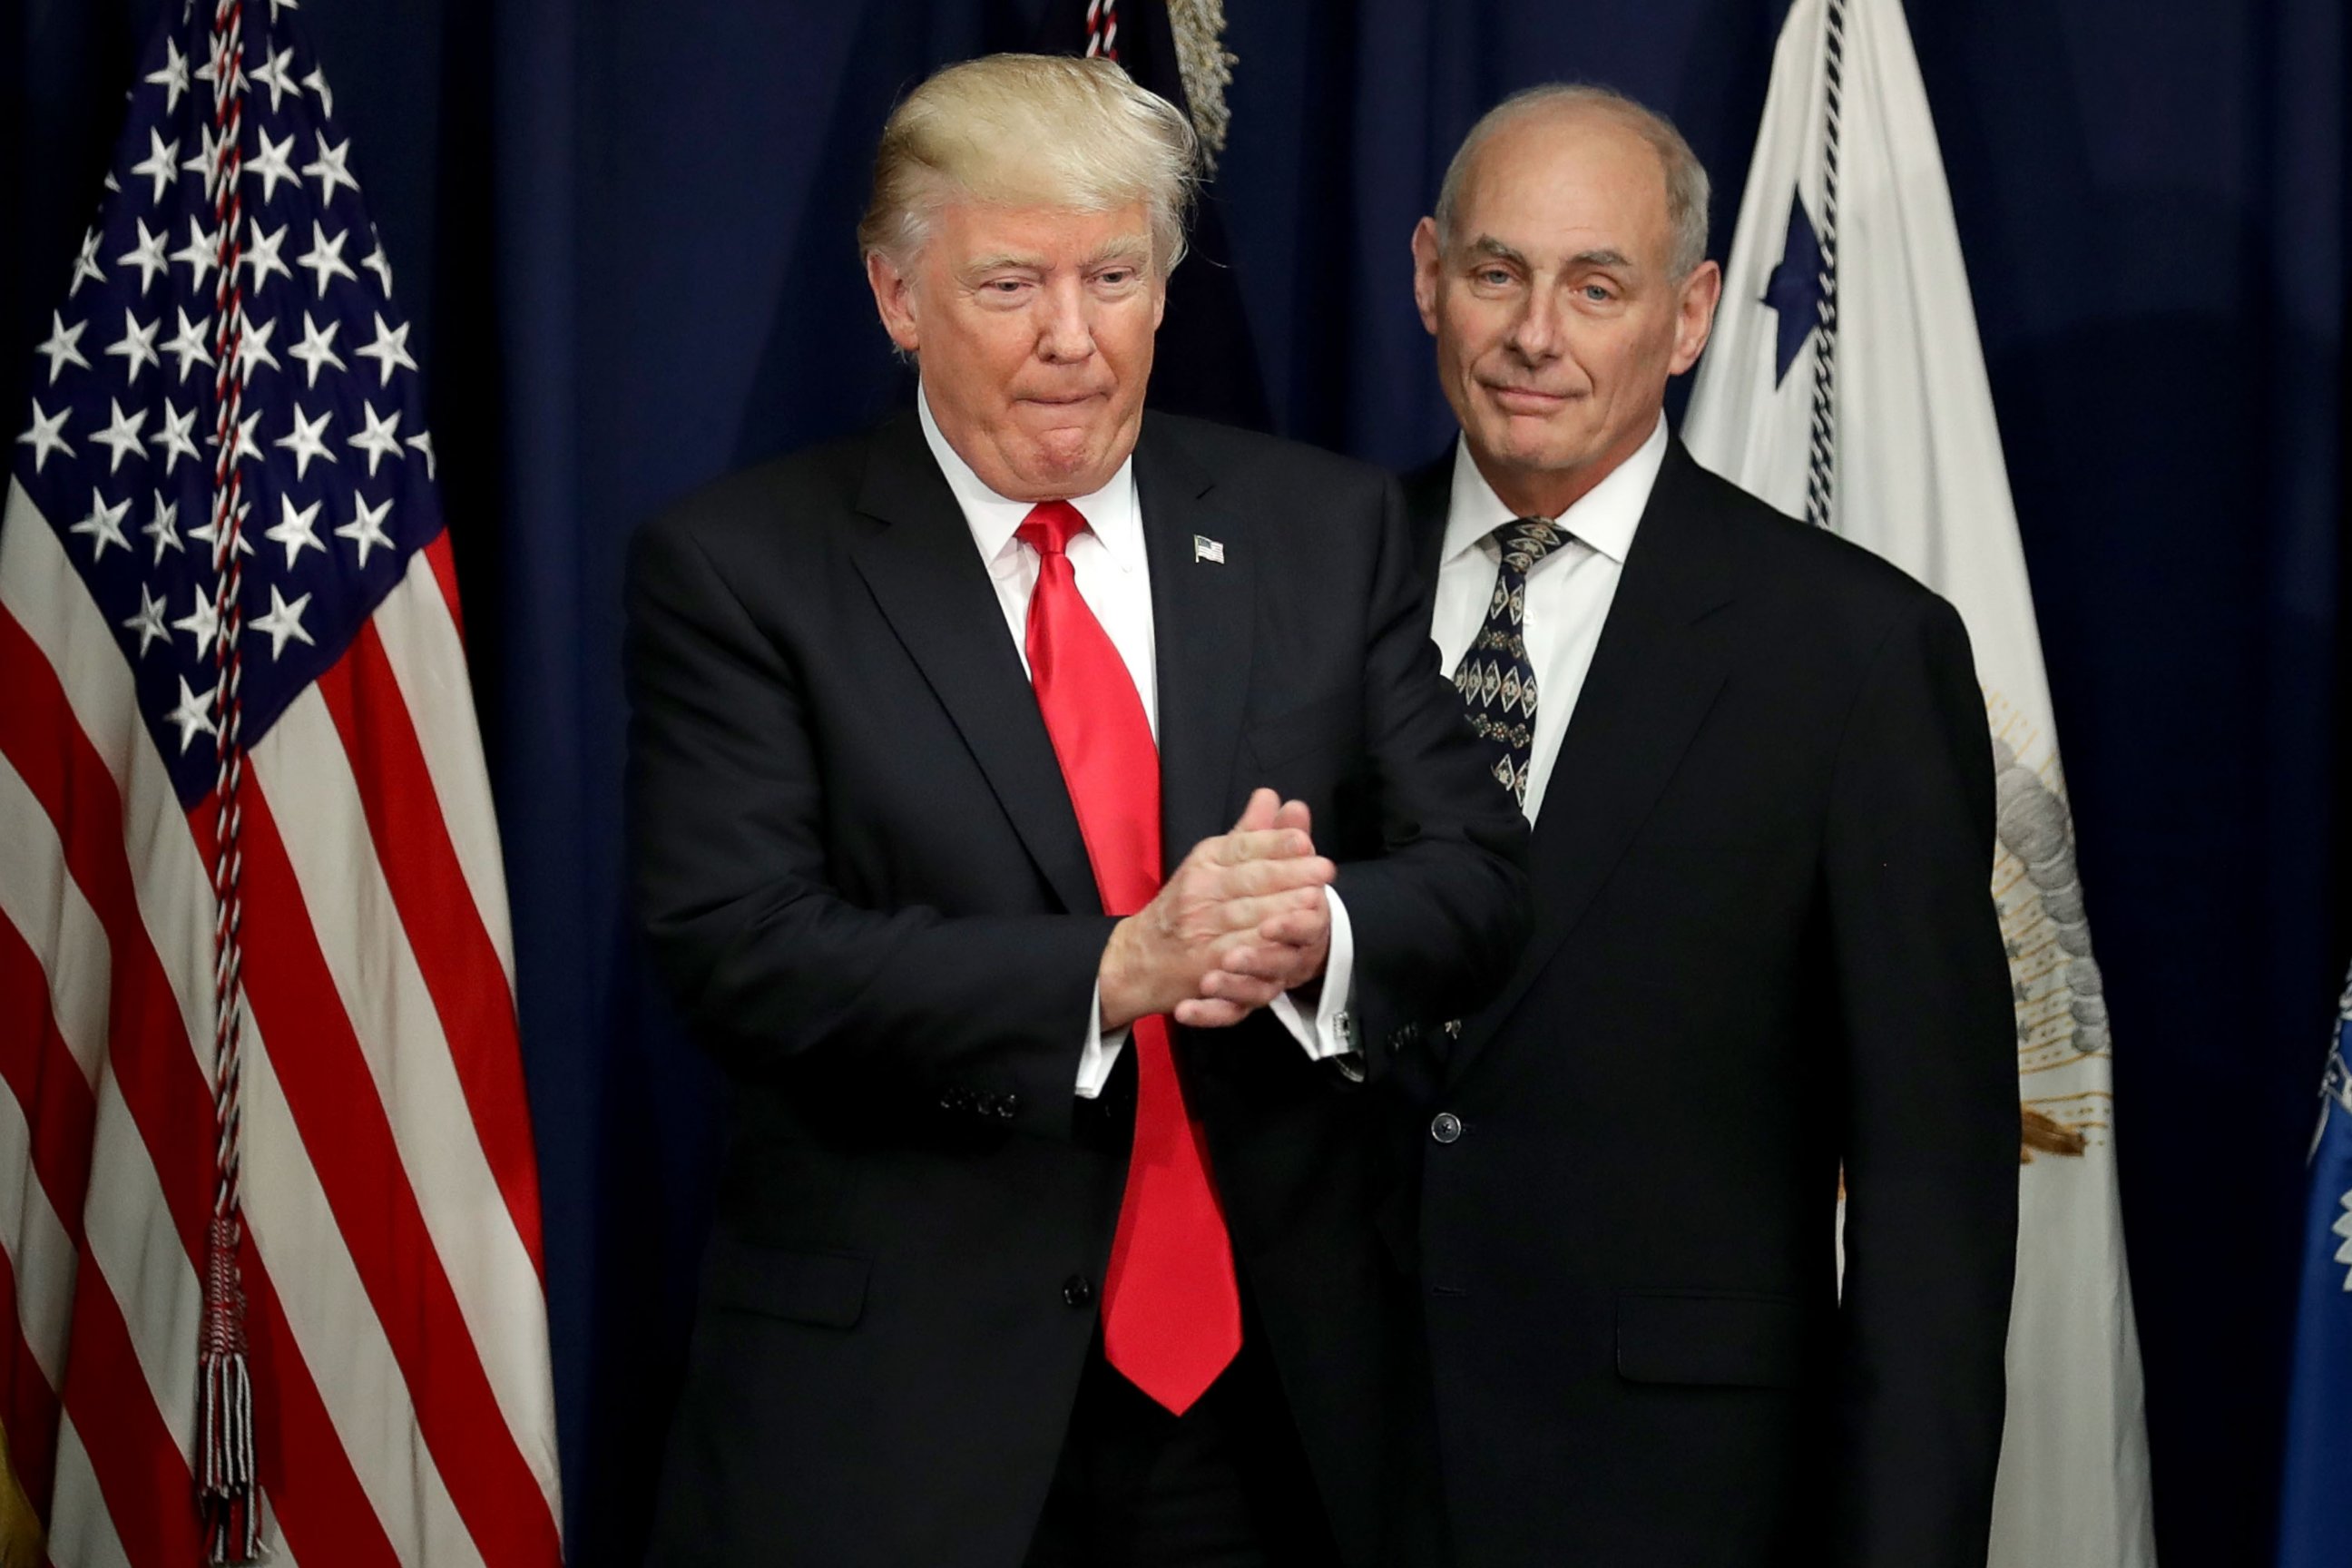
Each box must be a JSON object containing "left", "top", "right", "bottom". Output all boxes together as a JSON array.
[{"left": 2278, "top": 964, "right": 2352, "bottom": 1567}]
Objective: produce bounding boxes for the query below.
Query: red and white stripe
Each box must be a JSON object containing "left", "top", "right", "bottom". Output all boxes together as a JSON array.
[{"left": 0, "top": 476, "right": 562, "bottom": 1566}]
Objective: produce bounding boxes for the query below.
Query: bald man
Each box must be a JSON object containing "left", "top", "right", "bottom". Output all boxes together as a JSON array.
[{"left": 1392, "top": 86, "right": 2019, "bottom": 1567}]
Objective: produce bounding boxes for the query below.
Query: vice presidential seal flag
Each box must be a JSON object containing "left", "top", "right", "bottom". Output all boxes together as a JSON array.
[
  {"left": 1682, "top": 1, "right": 2156, "bottom": 1563},
  {"left": 1, "top": 2, "right": 561, "bottom": 1563},
  {"left": 2275, "top": 966, "right": 2352, "bottom": 1568}
]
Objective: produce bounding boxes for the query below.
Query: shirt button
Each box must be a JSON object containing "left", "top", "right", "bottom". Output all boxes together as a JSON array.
[
  {"left": 1062, "top": 1274, "right": 1094, "bottom": 1308},
  {"left": 1430, "top": 1112, "right": 1464, "bottom": 1145}
]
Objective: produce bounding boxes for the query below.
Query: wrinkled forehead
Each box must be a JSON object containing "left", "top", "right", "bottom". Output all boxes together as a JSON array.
[
  {"left": 1455, "top": 107, "right": 1675, "bottom": 266},
  {"left": 925, "top": 194, "right": 1159, "bottom": 271}
]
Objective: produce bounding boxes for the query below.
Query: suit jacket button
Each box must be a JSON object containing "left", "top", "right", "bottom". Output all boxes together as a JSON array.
[
  {"left": 1062, "top": 1274, "right": 1094, "bottom": 1308},
  {"left": 1430, "top": 1112, "right": 1464, "bottom": 1145},
  {"left": 996, "top": 1093, "right": 1021, "bottom": 1121}
]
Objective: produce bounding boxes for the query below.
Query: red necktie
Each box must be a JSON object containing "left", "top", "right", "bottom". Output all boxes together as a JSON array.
[{"left": 1016, "top": 499, "right": 1240, "bottom": 1416}]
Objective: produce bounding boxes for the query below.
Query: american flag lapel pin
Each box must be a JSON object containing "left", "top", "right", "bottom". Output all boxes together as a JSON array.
[{"left": 1192, "top": 534, "right": 1226, "bottom": 565}]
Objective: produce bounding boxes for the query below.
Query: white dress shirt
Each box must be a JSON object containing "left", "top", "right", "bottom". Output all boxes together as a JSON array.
[
  {"left": 916, "top": 391, "right": 1357, "bottom": 1096},
  {"left": 1428, "top": 416, "right": 1670, "bottom": 825}
]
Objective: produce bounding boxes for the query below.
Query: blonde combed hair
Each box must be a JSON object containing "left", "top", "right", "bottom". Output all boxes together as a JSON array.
[{"left": 859, "top": 54, "right": 1201, "bottom": 276}]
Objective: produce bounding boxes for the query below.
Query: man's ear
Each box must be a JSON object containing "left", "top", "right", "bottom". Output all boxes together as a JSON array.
[
  {"left": 867, "top": 249, "right": 922, "bottom": 354},
  {"left": 1410, "top": 217, "right": 1444, "bottom": 337},
  {"left": 1669, "top": 258, "right": 1722, "bottom": 376}
]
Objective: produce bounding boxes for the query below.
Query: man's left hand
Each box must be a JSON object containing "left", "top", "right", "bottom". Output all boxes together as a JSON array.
[{"left": 1175, "top": 792, "right": 1333, "bottom": 1027}]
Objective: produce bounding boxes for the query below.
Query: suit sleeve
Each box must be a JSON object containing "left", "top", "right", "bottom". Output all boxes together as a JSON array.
[
  {"left": 1333, "top": 474, "right": 1534, "bottom": 1073},
  {"left": 624, "top": 511, "right": 1115, "bottom": 1138},
  {"left": 1822, "top": 593, "right": 2020, "bottom": 1568}
]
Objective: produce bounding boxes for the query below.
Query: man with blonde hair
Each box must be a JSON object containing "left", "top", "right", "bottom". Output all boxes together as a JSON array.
[{"left": 627, "top": 54, "right": 1528, "bottom": 1566}]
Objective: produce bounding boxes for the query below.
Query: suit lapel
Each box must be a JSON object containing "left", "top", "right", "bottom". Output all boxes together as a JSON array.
[
  {"left": 1452, "top": 441, "right": 1738, "bottom": 1065},
  {"left": 1135, "top": 422, "right": 1255, "bottom": 870},
  {"left": 848, "top": 414, "right": 1102, "bottom": 916}
]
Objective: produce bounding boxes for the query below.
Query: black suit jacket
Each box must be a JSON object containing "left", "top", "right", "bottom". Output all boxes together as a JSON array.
[
  {"left": 624, "top": 410, "right": 1528, "bottom": 1568},
  {"left": 1401, "top": 439, "right": 2018, "bottom": 1568}
]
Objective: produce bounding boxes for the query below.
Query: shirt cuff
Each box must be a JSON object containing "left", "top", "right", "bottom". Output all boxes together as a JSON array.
[
  {"left": 1076, "top": 984, "right": 1128, "bottom": 1100},
  {"left": 1269, "top": 886, "right": 1357, "bottom": 1062}
]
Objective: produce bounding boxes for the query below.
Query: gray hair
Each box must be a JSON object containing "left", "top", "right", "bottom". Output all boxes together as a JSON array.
[
  {"left": 858, "top": 54, "right": 1200, "bottom": 277},
  {"left": 1435, "top": 83, "right": 1712, "bottom": 279}
]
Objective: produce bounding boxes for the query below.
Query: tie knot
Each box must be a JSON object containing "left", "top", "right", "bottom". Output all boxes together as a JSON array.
[
  {"left": 1491, "top": 517, "right": 1570, "bottom": 573},
  {"left": 1018, "top": 499, "right": 1092, "bottom": 557}
]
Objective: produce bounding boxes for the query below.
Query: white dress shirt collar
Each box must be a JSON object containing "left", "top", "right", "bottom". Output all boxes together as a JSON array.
[
  {"left": 916, "top": 385, "right": 1145, "bottom": 574},
  {"left": 1440, "top": 412, "right": 1671, "bottom": 568}
]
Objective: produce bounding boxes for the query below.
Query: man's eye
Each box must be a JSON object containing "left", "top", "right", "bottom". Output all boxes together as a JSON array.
[
  {"left": 1476, "top": 270, "right": 1514, "bottom": 287},
  {"left": 1583, "top": 284, "right": 1615, "bottom": 302}
]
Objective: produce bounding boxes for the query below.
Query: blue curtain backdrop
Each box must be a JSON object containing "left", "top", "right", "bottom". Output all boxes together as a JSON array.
[{"left": 7, "top": 1, "right": 2346, "bottom": 1563}]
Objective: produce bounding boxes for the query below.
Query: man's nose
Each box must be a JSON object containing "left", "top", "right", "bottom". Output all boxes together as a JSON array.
[
  {"left": 1036, "top": 279, "right": 1095, "bottom": 364},
  {"left": 1505, "top": 286, "right": 1561, "bottom": 361}
]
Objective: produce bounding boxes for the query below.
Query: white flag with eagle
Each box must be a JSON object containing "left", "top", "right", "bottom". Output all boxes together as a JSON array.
[{"left": 1682, "top": 0, "right": 2156, "bottom": 1563}]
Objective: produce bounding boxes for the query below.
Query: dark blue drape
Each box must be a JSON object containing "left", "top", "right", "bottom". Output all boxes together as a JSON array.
[{"left": 9, "top": 2, "right": 2345, "bottom": 1563}]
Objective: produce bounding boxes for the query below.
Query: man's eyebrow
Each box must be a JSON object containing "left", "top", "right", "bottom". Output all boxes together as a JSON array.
[
  {"left": 1083, "top": 236, "right": 1153, "bottom": 267},
  {"left": 963, "top": 251, "right": 1045, "bottom": 274},
  {"left": 1465, "top": 235, "right": 1531, "bottom": 268}
]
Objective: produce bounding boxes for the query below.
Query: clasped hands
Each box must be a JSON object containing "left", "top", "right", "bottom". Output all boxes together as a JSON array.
[{"left": 1098, "top": 788, "right": 1334, "bottom": 1030}]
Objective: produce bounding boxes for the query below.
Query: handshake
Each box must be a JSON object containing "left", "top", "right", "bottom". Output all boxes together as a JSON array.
[{"left": 1097, "top": 787, "right": 1337, "bottom": 1031}]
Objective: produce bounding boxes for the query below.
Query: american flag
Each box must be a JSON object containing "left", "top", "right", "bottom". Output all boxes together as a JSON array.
[{"left": 1, "top": 2, "right": 561, "bottom": 1564}]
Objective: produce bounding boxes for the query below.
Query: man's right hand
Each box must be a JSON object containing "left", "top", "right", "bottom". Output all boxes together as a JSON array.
[{"left": 1097, "top": 788, "right": 1334, "bottom": 1031}]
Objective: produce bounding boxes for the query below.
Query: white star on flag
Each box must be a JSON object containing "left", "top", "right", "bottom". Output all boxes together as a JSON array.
[
  {"left": 209, "top": 408, "right": 266, "bottom": 471},
  {"left": 122, "top": 583, "right": 172, "bottom": 657},
  {"left": 34, "top": 313, "right": 91, "bottom": 383},
  {"left": 171, "top": 583, "right": 220, "bottom": 655},
  {"left": 250, "top": 44, "right": 300, "bottom": 111},
  {"left": 297, "top": 221, "right": 358, "bottom": 297},
  {"left": 187, "top": 501, "right": 255, "bottom": 559},
  {"left": 407, "top": 427, "right": 436, "bottom": 478},
  {"left": 336, "top": 494, "right": 396, "bottom": 566},
  {"left": 171, "top": 214, "right": 218, "bottom": 289},
  {"left": 348, "top": 403, "right": 404, "bottom": 475},
  {"left": 356, "top": 310, "right": 416, "bottom": 384},
  {"left": 273, "top": 405, "right": 338, "bottom": 479},
  {"left": 117, "top": 218, "right": 172, "bottom": 295},
  {"left": 143, "top": 491, "right": 184, "bottom": 563},
  {"left": 127, "top": 127, "right": 181, "bottom": 204},
  {"left": 361, "top": 237, "right": 394, "bottom": 294},
  {"left": 232, "top": 310, "right": 282, "bottom": 379},
  {"left": 287, "top": 312, "right": 347, "bottom": 387},
  {"left": 91, "top": 399, "right": 150, "bottom": 474},
  {"left": 303, "top": 63, "right": 335, "bottom": 119},
  {"left": 69, "top": 227, "right": 106, "bottom": 295},
  {"left": 156, "top": 401, "right": 201, "bottom": 472},
  {"left": 70, "top": 489, "right": 133, "bottom": 561},
  {"left": 146, "top": 36, "right": 190, "bottom": 113},
  {"left": 250, "top": 584, "right": 318, "bottom": 658},
  {"left": 161, "top": 307, "right": 215, "bottom": 382},
  {"left": 181, "top": 120, "right": 226, "bottom": 187},
  {"left": 244, "top": 220, "right": 293, "bottom": 290},
  {"left": 304, "top": 133, "right": 361, "bottom": 204},
  {"left": 104, "top": 309, "right": 162, "bottom": 383},
  {"left": 264, "top": 492, "right": 328, "bottom": 568},
  {"left": 249, "top": 124, "right": 300, "bottom": 202},
  {"left": 164, "top": 674, "right": 220, "bottom": 752},
  {"left": 16, "top": 400, "right": 75, "bottom": 471}
]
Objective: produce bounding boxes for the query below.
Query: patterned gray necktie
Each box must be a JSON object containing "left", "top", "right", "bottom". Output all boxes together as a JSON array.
[{"left": 1451, "top": 518, "right": 1571, "bottom": 806}]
